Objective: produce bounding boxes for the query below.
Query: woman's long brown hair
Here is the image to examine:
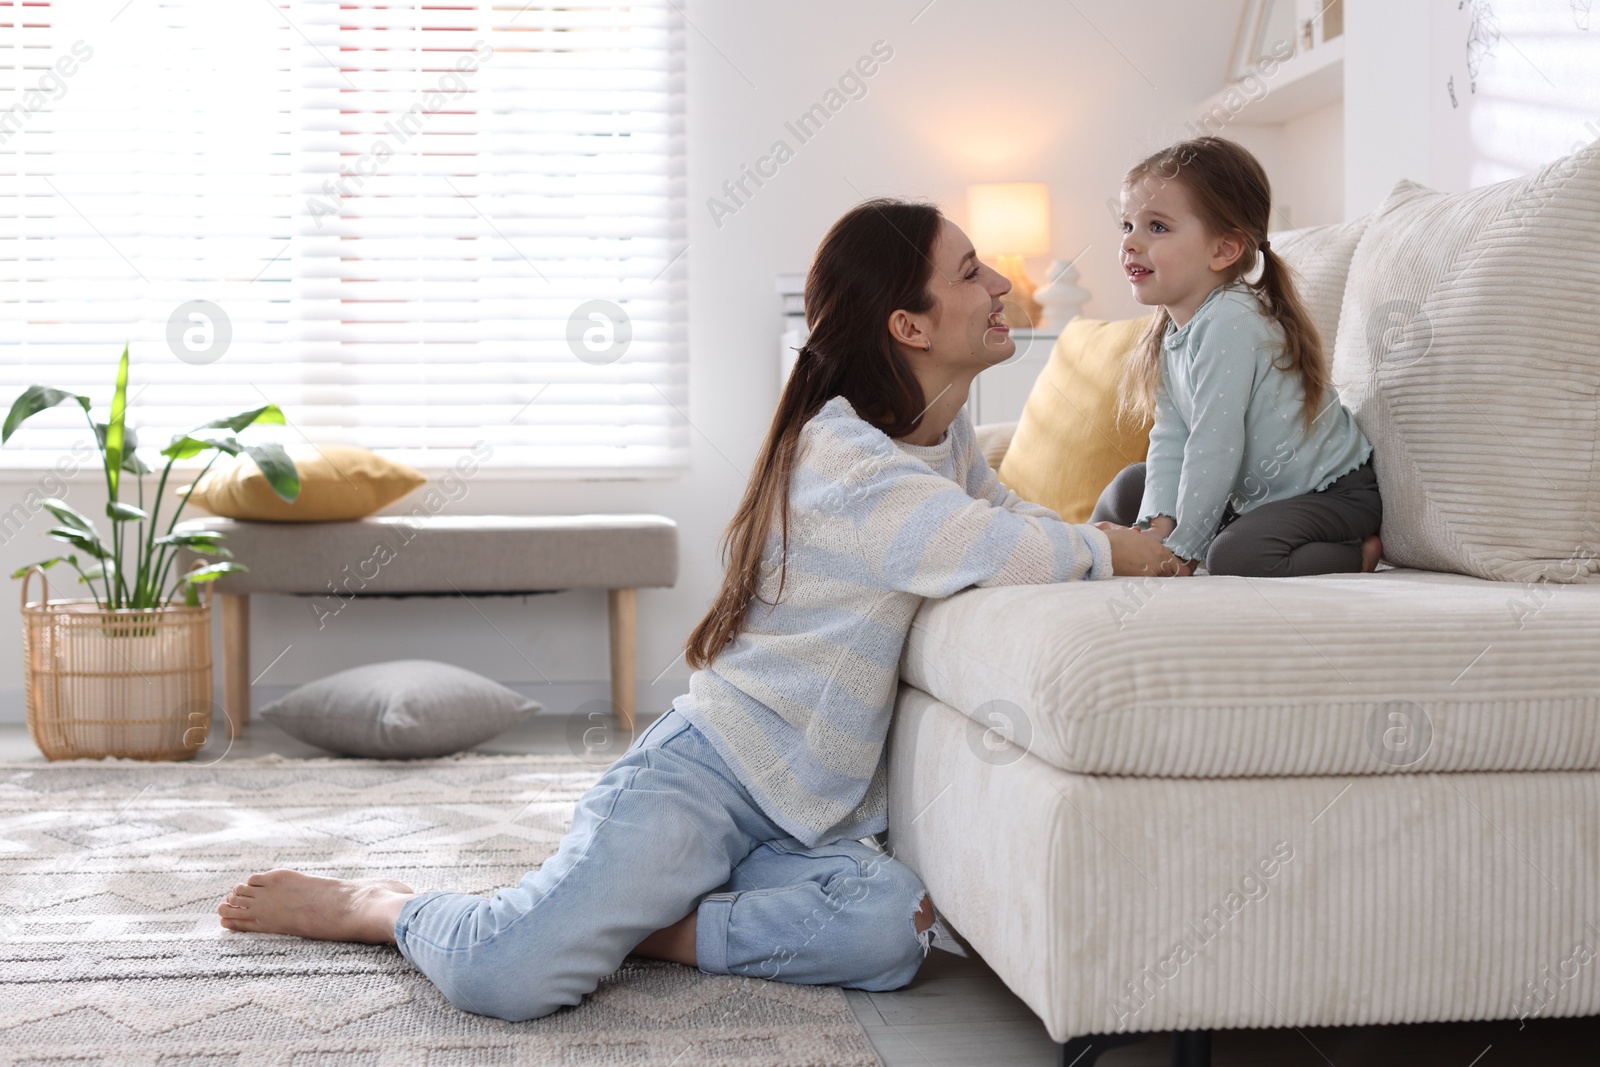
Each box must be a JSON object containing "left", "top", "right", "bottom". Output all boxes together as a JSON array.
[
  {"left": 683, "top": 198, "right": 945, "bottom": 670},
  {"left": 1117, "top": 136, "right": 1328, "bottom": 434}
]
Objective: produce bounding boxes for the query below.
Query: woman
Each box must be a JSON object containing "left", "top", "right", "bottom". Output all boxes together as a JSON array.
[{"left": 217, "top": 199, "right": 1179, "bottom": 1020}]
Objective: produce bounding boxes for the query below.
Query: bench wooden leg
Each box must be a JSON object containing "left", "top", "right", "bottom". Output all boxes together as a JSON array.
[
  {"left": 607, "top": 587, "right": 637, "bottom": 735},
  {"left": 220, "top": 593, "right": 251, "bottom": 734}
]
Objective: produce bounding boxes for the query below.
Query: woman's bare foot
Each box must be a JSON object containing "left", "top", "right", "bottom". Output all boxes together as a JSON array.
[
  {"left": 1360, "top": 533, "right": 1383, "bottom": 572},
  {"left": 217, "top": 869, "right": 416, "bottom": 943}
]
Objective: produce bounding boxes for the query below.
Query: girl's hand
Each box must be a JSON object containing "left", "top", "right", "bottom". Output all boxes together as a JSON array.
[
  {"left": 1143, "top": 514, "right": 1177, "bottom": 538},
  {"left": 1102, "top": 525, "right": 1184, "bottom": 577},
  {"left": 1135, "top": 526, "right": 1170, "bottom": 549}
]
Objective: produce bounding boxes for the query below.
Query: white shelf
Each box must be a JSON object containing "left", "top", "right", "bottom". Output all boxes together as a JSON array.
[{"left": 1194, "top": 35, "right": 1343, "bottom": 126}]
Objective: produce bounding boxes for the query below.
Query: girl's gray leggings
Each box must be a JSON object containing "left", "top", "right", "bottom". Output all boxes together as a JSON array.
[{"left": 1089, "top": 458, "right": 1382, "bottom": 577}]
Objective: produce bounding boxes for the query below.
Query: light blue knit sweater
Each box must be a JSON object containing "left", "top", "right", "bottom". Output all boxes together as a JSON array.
[{"left": 672, "top": 394, "right": 1113, "bottom": 847}]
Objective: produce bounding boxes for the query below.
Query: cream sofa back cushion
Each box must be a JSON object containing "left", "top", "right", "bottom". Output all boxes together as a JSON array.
[
  {"left": 1268, "top": 212, "right": 1371, "bottom": 356},
  {"left": 1331, "top": 142, "right": 1600, "bottom": 583}
]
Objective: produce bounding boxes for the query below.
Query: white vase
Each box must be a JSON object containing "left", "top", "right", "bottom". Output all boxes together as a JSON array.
[{"left": 1033, "top": 260, "right": 1091, "bottom": 330}]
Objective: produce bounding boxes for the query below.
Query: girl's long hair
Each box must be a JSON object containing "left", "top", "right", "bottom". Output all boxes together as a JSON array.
[
  {"left": 683, "top": 198, "right": 944, "bottom": 669},
  {"left": 1117, "top": 136, "right": 1328, "bottom": 433}
]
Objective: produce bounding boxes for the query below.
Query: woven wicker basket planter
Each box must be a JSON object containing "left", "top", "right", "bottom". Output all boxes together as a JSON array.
[{"left": 20, "top": 568, "right": 213, "bottom": 761}]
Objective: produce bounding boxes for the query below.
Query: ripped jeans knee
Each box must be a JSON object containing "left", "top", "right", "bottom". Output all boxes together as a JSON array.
[{"left": 700, "top": 837, "right": 935, "bottom": 991}]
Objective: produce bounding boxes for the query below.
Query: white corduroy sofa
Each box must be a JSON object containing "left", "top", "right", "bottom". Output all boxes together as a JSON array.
[{"left": 885, "top": 141, "right": 1600, "bottom": 1067}]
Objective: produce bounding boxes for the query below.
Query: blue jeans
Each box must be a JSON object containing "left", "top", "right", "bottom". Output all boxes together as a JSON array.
[{"left": 392, "top": 708, "right": 933, "bottom": 1021}]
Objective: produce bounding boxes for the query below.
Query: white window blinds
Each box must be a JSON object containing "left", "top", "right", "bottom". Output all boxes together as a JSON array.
[{"left": 0, "top": 0, "right": 687, "bottom": 474}]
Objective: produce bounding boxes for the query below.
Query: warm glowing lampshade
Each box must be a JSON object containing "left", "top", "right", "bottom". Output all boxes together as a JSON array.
[
  {"left": 967, "top": 182, "right": 1050, "bottom": 328},
  {"left": 967, "top": 182, "right": 1050, "bottom": 257}
]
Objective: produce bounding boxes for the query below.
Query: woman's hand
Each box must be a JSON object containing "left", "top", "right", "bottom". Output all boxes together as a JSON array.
[
  {"left": 1094, "top": 515, "right": 1197, "bottom": 577},
  {"left": 1095, "top": 523, "right": 1185, "bottom": 577}
]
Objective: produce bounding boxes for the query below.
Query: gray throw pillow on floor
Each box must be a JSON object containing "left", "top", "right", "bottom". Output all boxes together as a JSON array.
[{"left": 259, "top": 659, "right": 541, "bottom": 758}]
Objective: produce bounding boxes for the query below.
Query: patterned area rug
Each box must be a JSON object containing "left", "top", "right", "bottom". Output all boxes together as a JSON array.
[{"left": 0, "top": 754, "right": 884, "bottom": 1067}]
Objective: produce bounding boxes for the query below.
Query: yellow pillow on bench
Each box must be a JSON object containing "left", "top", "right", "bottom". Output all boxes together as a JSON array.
[
  {"left": 183, "top": 445, "right": 426, "bottom": 522},
  {"left": 996, "top": 316, "right": 1154, "bottom": 523}
]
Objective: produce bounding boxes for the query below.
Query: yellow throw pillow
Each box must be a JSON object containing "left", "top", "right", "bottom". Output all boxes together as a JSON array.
[
  {"left": 183, "top": 445, "right": 426, "bottom": 522},
  {"left": 996, "top": 316, "right": 1154, "bottom": 523}
]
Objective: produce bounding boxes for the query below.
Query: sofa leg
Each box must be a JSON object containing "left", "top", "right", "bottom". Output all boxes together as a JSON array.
[
  {"left": 1171, "top": 1030, "right": 1211, "bottom": 1066},
  {"left": 1056, "top": 1031, "right": 1209, "bottom": 1066},
  {"left": 1057, "top": 1032, "right": 1147, "bottom": 1066}
]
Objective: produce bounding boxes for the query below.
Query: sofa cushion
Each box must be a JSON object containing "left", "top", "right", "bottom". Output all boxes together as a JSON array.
[
  {"left": 259, "top": 659, "right": 540, "bottom": 758},
  {"left": 1267, "top": 212, "right": 1371, "bottom": 355},
  {"left": 899, "top": 568, "right": 1600, "bottom": 778},
  {"left": 1331, "top": 141, "right": 1600, "bottom": 583},
  {"left": 184, "top": 444, "right": 425, "bottom": 522},
  {"left": 996, "top": 316, "right": 1153, "bottom": 522}
]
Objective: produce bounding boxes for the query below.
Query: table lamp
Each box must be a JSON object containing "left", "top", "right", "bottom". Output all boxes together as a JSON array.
[{"left": 967, "top": 181, "right": 1050, "bottom": 328}]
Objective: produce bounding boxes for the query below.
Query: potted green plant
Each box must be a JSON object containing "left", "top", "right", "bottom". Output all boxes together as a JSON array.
[{"left": 3, "top": 344, "right": 299, "bottom": 760}]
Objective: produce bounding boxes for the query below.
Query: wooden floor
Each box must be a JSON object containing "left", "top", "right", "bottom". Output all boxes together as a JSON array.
[{"left": 4, "top": 714, "right": 1597, "bottom": 1066}]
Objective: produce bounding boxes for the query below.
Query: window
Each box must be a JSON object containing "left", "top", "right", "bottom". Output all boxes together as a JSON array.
[{"left": 0, "top": 1, "right": 687, "bottom": 474}]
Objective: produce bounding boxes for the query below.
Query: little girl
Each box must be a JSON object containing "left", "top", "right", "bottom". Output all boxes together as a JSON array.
[{"left": 1089, "top": 136, "right": 1382, "bottom": 577}]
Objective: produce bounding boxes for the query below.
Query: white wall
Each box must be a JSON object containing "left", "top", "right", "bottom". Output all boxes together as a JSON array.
[
  {"left": 1229, "top": 99, "right": 1347, "bottom": 231},
  {"left": 1277, "top": 100, "right": 1347, "bottom": 228},
  {"left": 0, "top": 1, "right": 1257, "bottom": 728},
  {"left": 688, "top": 1, "right": 1248, "bottom": 326},
  {"left": 1345, "top": 0, "right": 1600, "bottom": 215}
]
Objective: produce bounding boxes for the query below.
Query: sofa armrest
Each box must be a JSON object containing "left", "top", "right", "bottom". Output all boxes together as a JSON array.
[{"left": 974, "top": 421, "right": 1018, "bottom": 471}]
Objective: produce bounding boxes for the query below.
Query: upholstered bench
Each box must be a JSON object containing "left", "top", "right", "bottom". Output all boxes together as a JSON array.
[{"left": 176, "top": 515, "right": 679, "bottom": 735}]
